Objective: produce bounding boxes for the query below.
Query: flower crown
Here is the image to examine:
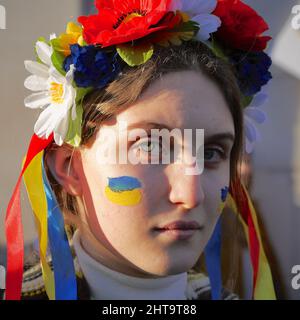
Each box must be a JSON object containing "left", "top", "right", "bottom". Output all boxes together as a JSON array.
[
  {"left": 24, "top": 0, "right": 272, "bottom": 153},
  {"left": 5, "top": 0, "right": 276, "bottom": 301}
]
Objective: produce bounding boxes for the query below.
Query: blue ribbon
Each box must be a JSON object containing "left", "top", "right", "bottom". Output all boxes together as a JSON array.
[
  {"left": 41, "top": 159, "right": 77, "bottom": 300},
  {"left": 204, "top": 217, "right": 222, "bottom": 300}
]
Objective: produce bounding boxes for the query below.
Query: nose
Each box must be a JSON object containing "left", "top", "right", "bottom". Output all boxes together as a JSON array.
[{"left": 166, "top": 159, "right": 205, "bottom": 210}]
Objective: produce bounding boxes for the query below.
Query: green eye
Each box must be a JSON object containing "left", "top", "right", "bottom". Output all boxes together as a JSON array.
[
  {"left": 204, "top": 148, "right": 224, "bottom": 162},
  {"left": 140, "top": 140, "right": 157, "bottom": 153}
]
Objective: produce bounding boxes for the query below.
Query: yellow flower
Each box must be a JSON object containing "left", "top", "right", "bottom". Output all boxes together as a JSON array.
[{"left": 52, "top": 22, "right": 85, "bottom": 56}]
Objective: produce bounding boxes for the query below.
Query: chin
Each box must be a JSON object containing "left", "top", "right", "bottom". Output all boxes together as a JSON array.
[
  {"left": 143, "top": 255, "right": 199, "bottom": 277},
  {"left": 167, "top": 261, "right": 198, "bottom": 275}
]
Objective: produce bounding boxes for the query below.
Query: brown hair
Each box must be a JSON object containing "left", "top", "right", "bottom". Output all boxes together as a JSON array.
[{"left": 44, "top": 40, "right": 244, "bottom": 291}]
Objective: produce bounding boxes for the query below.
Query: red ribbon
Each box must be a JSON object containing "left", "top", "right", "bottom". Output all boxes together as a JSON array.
[
  {"left": 5, "top": 134, "right": 53, "bottom": 300},
  {"left": 230, "top": 179, "right": 260, "bottom": 298}
]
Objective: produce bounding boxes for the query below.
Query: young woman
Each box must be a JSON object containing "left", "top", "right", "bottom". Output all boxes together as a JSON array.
[{"left": 4, "top": 0, "right": 275, "bottom": 300}]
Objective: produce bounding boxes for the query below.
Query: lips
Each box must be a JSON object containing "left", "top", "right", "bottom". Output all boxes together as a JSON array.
[
  {"left": 153, "top": 220, "right": 202, "bottom": 241},
  {"left": 155, "top": 220, "right": 201, "bottom": 231}
]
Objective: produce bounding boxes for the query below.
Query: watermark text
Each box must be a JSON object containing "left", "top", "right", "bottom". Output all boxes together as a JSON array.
[
  {"left": 291, "top": 265, "right": 300, "bottom": 290},
  {"left": 0, "top": 5, "right": 6, "bottom": 30}
]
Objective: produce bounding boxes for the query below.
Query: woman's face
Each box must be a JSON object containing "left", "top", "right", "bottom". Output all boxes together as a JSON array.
[{"left": 76, "top": 70, "right": 235, "bottom": 277}]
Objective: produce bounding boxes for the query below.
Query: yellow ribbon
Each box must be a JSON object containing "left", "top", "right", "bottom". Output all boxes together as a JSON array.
[
  {"left": 23, "top": 151, "right": 55, "bottom": 300},
  {"left": 227, "top": 191, "right": 276, "bottom": 300}
]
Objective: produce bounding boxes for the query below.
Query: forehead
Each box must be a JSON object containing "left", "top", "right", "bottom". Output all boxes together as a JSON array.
[{"left": 103, "top": 70, "right": 235, "bottom": 137}]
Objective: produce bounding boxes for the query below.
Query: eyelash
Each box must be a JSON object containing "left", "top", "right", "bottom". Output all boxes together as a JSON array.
[
  {"left": 132, "top": 136, "right": 229, "bottom": 166},
  {"left": 133, "top": 137, "right": 164, "bottom": 156},
  {"left": 204, "top": 146, "right": 228, "bottom": 168}
]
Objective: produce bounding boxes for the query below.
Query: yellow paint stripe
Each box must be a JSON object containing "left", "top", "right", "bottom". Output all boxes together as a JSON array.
[{"left": 105, "top": 187, "right": 142, "bottom": 206}]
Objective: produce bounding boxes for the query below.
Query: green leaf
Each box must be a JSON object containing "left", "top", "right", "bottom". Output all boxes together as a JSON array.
[
  {"left": 241, "top": 94, "right": 253, "bottom": 108},
  {"left": 50, "top": 38, "right": 67, "bottom": 76},
  {"left": 65, "top": 102, "right": 84, "bottom": 147},
  {"left": 117, "top": 43, "right": 154, "bottom": 67},
  {"left": 65, "top": 87, "right": 93, "bottom": 147},
  {"left": 173, "top": 20, "right": 200, "bottom": 34},
  {"left": 37, "top": 36, "right": 47, "bottom": 44},
  {"left": 51, "top": 38, "right": 62, "bottom": 54},
  {"left": 210, "top": 36, "right": 228, "bottom": 61},
  {"left": 81, "top": 39, "right": 88, "bottom": 46},
  {"left": 75, "top": 87, "right": 93, "bottom": 104},
  {"left": 51, "top": 50, "right": 66, "bottom": 76}
]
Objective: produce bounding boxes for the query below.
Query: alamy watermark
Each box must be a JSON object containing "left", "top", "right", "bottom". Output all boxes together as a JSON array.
[
  {"left": 0, "top": 265, "right": 5, "bottom": 289},
  {"left": 0, "top": 4, "right": 6, "bottom": 30},
  {"left": 94, "top": 121, "right": 205, "bottom": 176},
  {"left": 291, "top": 5, "right": 300, "bottom": 30},
  {"left": 291, "top": 265, "right": 300, "bottom": 290}
]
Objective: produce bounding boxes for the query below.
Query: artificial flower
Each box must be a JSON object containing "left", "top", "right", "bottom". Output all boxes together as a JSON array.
[
  {"left": 64, "top": 44, "right": 121, "bottom": 88},
  {"left": 131, "top": 10, "right": 198, "bottom": 50},
  {"left": 243, "top": 92, "right": 268, "bottom": 153},
  {"left": 169, "top": 0, "right": 221, "bottom": 41},
  {"left": 230, "top": 51, "right": 272, "bottom": 97},
  {"left": 78, "top": 0, "right": 182, "bottom": 47},
  {"left": 24, "top": 41, "right": 77, "bottom": 146},
  {"left": 212, "top": 0, "right": 272, "bottom": 52},
  {"left": 51, "top": 22, "right": 85, "bottom": 57}
]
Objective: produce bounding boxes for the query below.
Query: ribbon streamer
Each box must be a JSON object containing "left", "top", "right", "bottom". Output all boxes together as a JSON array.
[
  {"left": 41, "top": 158, "right": 77, "bottom": 300},
  {"left": 204, "top": 218, "right": 222, "bottom": 300},
  {"left": 227, "top": 179, "right": 276, "bottom": 299},
  {"left": 23, "top": 151, "right": 55, "bottom": 300},
  {"left": 5, "top": 134, "right": 53, "bottom": 300},
  {"left": 204, "top": 187, "right": 229, "bottom": 300}
]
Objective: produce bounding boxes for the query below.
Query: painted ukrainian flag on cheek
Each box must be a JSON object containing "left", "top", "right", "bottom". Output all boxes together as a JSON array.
[
  {"left": 105, "top": 176, "right": 142, "bottom": 206},
  {"left": 218, "top": 186, "right": 229, "bottom": 213}
]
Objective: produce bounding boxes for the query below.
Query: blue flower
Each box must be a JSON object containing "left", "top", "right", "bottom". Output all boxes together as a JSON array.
[
  {"left": 243, "top": 92, "right": 268, "bottom": 154},
  {"left": 64, "top": 44, "right": 120, "bottom": 89},
  {"left": 230, "top": 51, "right": 272, "bottom": 97}
]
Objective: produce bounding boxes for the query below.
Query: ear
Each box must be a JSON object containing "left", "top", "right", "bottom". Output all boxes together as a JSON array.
[{"left": 45, "top": 144, "right": 83, "bottom": 196}]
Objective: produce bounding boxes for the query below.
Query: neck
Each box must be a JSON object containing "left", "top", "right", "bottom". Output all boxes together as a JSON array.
[{"left": 72, "top": 230, "right": 188, "bottom": 300}]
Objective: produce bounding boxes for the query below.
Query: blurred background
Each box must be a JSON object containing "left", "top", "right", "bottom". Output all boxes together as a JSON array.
[{"left": 0, "top": 0, "right": 300, "bottom": 299}]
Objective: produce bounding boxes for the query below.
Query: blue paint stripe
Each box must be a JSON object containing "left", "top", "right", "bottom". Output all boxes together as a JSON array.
[
  {"left": 221, "top": 186, "right": 229, "bottom": 202},
  {"left": 108, "top": 176, "right": 141, "bottom": 192}
]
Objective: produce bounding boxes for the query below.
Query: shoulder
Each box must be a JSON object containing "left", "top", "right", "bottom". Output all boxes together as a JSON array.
[
  {"left": 21, "top": 262, "right": 48, "bottom": 299},
  {"left": 186, "top": 270, "right": 239, "bottom": 300},
  {"left": 0, "top": 262, "right": 49, "bottom": 300},
  {"left": 21, "top": 258, "right": 90, "bottom": 300},
  {"left": 3, "top": 267, "right": 239, "bottom": 300},
  {"left": 1, "top": 262, "right": 238, "bottom": 300}
]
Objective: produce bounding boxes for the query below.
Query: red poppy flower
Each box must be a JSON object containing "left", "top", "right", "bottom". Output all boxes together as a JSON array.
[
  {"left": 212, "top": 0, "right": 272, "bottom": 52},
  {"left": 78, "top": 0, "right": 181, "bottom": 47}
]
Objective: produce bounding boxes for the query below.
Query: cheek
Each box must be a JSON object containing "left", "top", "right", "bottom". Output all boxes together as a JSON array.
[
  {"left": 203, "top": 169, "right": 230, "bottom": 218},
  {"left": 104, "top": 176, "right": 143, "bottom": 206},
  {"left": 102, "top": 164, "right": 167, "bottom": 210}
]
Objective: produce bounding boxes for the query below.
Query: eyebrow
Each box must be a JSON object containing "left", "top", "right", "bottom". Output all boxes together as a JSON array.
[
  {"left": 204, "top": 133, "right": 235, "bottom": 144},
  {"left": 126, "top": 121, "right": 173, "bottom": 131},
  {"left": 125, "top": 121, "right": 235, "bottom": 143}
]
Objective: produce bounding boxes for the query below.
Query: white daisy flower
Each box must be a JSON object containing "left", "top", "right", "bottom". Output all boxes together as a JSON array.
[
  {"left": 244, "top": 92, "right": 268, "bottom": 154},
  {"left": 24, "top": 41, "right": 77, "bottom": 146},
  {"left": 169, "top": 0, "right": 221, "bottom": 41}
]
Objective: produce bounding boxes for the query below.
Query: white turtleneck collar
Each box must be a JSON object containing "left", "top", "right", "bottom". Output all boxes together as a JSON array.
[{"left": 72, "top": 230, "right": 188, "bottom": 300}]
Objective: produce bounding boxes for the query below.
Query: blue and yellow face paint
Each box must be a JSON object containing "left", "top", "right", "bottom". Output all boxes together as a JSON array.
[
  {"left": 218, "top": 186, "right": 229, "bottom": 213},
  {"left": 105, "top": 176, "right": 142, "bottom": 206}
]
